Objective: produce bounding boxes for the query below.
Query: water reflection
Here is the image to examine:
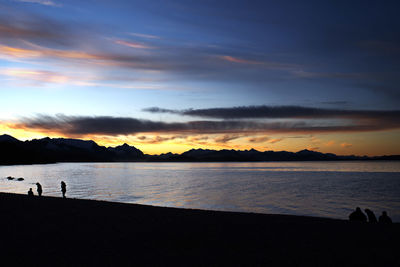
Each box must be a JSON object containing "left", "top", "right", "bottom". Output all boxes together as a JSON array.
[{"left": 1, "top": 161, "right": 400, "bottom": 221}]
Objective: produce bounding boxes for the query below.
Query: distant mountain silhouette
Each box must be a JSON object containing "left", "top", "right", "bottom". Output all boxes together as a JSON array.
[
  {"left": 0, "top": 134, "right": 398, "bottom": 165},
  {"left": 0, "top": 134, "right": 143, "bottom": 165},
  {"left": 0, "top": 134, "right": 19, "bottom": 143},
  {"left": 108, "top": 143, "right": 144, "bottom": 160},
  {"left": 146, "top": 148, "right": 398, "bottom": 162}
]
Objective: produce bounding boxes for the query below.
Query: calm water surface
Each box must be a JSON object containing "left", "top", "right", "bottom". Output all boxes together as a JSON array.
[{"left": 1, "top": 161, "right": 400, "bottom": 221}]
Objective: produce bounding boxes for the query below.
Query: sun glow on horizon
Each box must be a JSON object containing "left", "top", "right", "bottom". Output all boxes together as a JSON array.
[{"left": 1, "top": 122, "right": 399, "bottom": 156}]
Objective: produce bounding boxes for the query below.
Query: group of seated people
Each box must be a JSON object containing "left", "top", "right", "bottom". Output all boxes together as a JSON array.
[{"left": 349, "top": 207, "right": 392, "bottom": 223}]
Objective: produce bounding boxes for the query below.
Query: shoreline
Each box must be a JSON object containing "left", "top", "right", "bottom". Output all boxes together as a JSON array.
[
  {"left": 1, "top": 158, "right": 400, "bottom": 166},
  {"left": 1, "top": 192, "right": 346, "bottom": 221},
  {"left": 1, "top": 192, "right": 399, "bottom": 266}
]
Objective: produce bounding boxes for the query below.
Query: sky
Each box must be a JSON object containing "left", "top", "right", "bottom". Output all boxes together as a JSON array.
[{"left": 1, "top": 0, "right": 399, "bottom": 155}]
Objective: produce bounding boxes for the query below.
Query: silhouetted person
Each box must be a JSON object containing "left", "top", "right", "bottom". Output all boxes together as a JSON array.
[
  {"left": 349, "top": 207, "right": 367, "bottom": 222},
  {"left": 28, "top": 188, "right": 34, "bottom": 197},
  {"left": 61, "top": 181, "right": 66, "bottom": 198},
  {"left": 36, "top": 182, "right": 43, "bottom": 197},
  {"left": 365, "top": 209, "right": 377, "bottom": 223},
  {"left": 379, "top": 211, "right": 392, "bottom": 224}
]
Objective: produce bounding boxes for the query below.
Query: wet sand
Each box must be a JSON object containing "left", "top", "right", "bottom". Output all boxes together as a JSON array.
[{"left": 1, "top": 192, "right": 398, "bottom": 266}]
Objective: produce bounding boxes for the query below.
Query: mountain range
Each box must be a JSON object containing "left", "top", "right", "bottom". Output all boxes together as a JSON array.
[{"left": 0, "top": 134, "right": 398, "bottom": 165}]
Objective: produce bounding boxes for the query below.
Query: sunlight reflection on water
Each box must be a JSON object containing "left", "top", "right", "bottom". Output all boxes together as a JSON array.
[{"left": 1, "top": 161, "right": 400, "bottom": 221}]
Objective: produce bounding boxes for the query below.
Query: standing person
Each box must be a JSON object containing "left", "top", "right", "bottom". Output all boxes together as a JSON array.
[
  {"left": 28, "top": 188, "right": 34, "bottom": 197},
  {"left": 61, "top": 181, "right": 66, "bottom": 198},
  {"left": 36, "top": 182, "right": 43, "bottom": 197}
]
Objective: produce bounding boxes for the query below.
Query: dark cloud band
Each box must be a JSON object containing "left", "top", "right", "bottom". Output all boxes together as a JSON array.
[
  {"left": 143, "top": 105, "right": 400, "bottom": 121},
  {"left": 13, "top": 113, "right": 400, "bottom": 136}
]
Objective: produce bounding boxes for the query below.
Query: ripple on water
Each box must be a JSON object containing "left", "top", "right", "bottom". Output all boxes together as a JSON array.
[{"left": 0, "top": 161, "right": 400, "bottom": 221}]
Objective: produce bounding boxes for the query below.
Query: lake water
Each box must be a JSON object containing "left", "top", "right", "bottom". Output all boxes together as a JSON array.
[{"left": 1, "top": 161, "right": 400, "bottom": 221}]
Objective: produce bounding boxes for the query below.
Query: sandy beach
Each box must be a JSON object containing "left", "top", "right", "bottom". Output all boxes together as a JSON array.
[{"left": 1, "top": 192, "right": 398, "bottom": 266}]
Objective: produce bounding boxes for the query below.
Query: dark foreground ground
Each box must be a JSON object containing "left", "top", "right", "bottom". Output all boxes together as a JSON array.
[{"left": 1, "top": 193, "right": 399, "bottom": 266}]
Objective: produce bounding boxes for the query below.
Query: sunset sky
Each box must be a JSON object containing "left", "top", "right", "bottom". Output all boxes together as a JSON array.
[{"left": 1, "top": 0, "right": 399, "bottom": 155}]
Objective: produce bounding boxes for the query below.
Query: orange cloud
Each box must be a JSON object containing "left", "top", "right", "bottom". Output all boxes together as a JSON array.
[
  {"left": 0, "top": 46, "right": 42, "bottom": 58},
  {"left": 0, "top": 44, "right": 162, "bottom": 71},
  {"left": 0, "top": 45, "right": 100, "bottom": 60},
  {"left": 268, "top": 138, "right": 283, "bottom": 144},
  {"left": 0, "top": 68, "right": 69, "bottom": 84},
  {"left": 341, "top": 142, "right": 353, "bottom": 148},
  {"left": 325, "top": 140, "right": 335, "bottom": 146}
]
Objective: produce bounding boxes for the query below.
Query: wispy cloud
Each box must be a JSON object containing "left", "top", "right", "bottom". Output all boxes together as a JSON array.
[
  {"left": 247, "top": 136, "right": 282, "bottom": 144},
  {"left": 0, "top": 43, "right": 208, "bottom": 74},
  {"left": 0, "top": 20, "right": 61, "bottom": 40},
  {"left": 0, "top": 67, "right": 165, "bottom": 89},
  {"left": 186, "top": 135, "right": 209, "bottom": 142},
  {"left": 15, "top": 0, "right": 60, "bottom": 7},
  {"left": 0, "top": 44, "right": 163, "bottom": 72},
  {"left": 128, "top": 32, "right": 161, "bottom": 40},
  {"left": 114, "top": 40, "right": 153, "bottom": 49},
  {"left": 0, "top": 45, "right": 42, "bottom": 59},
  {"left": 214, "top": 134, "right": 243, "bottom": 143},
  {"left": 0, "top": 45, "right": 101, "bottom": 60},
  {"left": 135, "top": 135, "right": 185, "bottom": 144},
  {"left": 247, "top": 136, "right": 270, "bottom": 143},
  {"left": 0, "top": 68, "right": 68, "bottom": 84},
  {"left": 218, "top": 55, "right": 262, "bottom": 65},
  {"left": 268, "top": 138, "right": 283, "bottom": 144},
  {"left": 0, "top": 9, "right": 304, "bottom": 85},
  {"left": 217, "top": 55, "right": 299, "bottom": 72}
]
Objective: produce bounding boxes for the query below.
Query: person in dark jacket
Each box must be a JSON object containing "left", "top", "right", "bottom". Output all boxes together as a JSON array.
[
  {"left": 378, "top": 211, "right": 392, "bottom": 224},
  {"left": 36, "top": 182, "right": 43, "bottom": 197},
  {"left": 28, "top": 188, "right": 34, "bottom": 197},
  {"left": 364, "top": 209, "right": 377, "bottom": 223},
  {"left": 61, "top": 181, "right": 66, "bottom": 198},
  {"left": 349, "top": 207, "right": 367, "bottom": 222}
]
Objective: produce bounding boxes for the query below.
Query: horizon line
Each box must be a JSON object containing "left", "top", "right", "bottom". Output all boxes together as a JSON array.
[{"left": 1, "top": 133, "right": 399, "bottom": 158}]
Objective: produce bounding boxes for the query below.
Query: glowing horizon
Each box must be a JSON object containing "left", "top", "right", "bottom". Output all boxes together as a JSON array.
[{"left": 1, "top": 122, "right": 399, "bottom": 156}]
